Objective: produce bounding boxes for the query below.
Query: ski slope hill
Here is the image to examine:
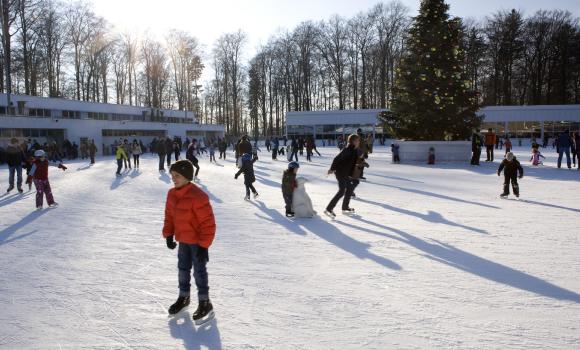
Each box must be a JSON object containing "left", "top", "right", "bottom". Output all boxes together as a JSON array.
[{"left": 0, "top": 146, "right": 579, "bottom": 349}]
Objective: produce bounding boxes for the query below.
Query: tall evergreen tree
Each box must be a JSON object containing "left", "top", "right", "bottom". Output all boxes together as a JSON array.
[{"left": 389, "top": 0, "right": 480, "bottom": 140}]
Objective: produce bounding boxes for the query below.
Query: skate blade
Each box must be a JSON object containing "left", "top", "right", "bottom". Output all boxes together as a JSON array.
[{"left": 194, "top": 310, "right": 215, "bottom": 326}]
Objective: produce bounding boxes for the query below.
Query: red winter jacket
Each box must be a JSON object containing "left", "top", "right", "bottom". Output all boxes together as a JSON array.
[
  {"left": 30, "top": 159, "right": 49, "bottom": 180},
  {"left": 162, "top": 183, "right": 216, "bottom": 248}
]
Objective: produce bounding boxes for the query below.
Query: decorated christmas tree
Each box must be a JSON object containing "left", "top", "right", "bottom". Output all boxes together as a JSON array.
[{"left": 388, "top": 0, "right": 480, "bottom": 140}]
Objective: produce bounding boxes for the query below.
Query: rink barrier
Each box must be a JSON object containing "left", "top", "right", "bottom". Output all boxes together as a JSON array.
[{"left": 397, "top": 141, "right": 471, "bottom": 162}]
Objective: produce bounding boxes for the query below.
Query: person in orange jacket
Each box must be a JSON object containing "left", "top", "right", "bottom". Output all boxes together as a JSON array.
[
  {"left": 163, "top": 159, "right": 217, "bottom": 325},
  {"left": 485, "top": 128, "right": 497, "bottom": 162}
]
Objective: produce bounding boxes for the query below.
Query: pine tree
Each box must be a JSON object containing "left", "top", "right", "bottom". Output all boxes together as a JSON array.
[{"left": 389, "top": 0, "right": 481, "bottom": 140}]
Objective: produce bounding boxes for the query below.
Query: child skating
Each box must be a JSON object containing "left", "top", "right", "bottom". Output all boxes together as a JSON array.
[
  {"left": 282, "top": 161, "right": 299, "bottom": 217},
  {"left": 530, "top": 148, "right": 546, "bottom": 166},
  {"left": 235, "top": 153, "right": 259, "bottom": 201},
  {"left": 163, "top": 160, "right": 217, "bottom": 325},
  {"left": 26, "top": 150, "right": 67, "bottom": 209},
  {"left": 498, "top": 152, "right": 524, "bottom": 199}
]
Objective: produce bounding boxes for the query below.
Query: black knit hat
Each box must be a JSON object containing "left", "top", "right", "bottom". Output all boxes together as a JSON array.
[{"left": 170, "top": 160, "right": 194, "bottom": 181}]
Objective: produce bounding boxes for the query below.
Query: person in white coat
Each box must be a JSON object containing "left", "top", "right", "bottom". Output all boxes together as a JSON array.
[{"left": 132, "top": 140, "right": 142, "bottom": 169}]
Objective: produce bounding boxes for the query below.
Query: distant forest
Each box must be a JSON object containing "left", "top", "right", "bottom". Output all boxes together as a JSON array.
[{"left": 1, "top": 1, "right": 579, "bottom": 135}]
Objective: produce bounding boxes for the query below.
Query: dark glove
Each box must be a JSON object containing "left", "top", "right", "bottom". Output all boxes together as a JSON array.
[
  {"left": 197, "top": 247, "right": 209, "bottom": 262},
  {"left": 497, "top": 173, "right": 500, "bottom": 176},
  {"left": 166, "top": 235, "right": 177, "bottom": 250},
  {"left": 235, "top": 174, "right": 239, "bottom": 179}
]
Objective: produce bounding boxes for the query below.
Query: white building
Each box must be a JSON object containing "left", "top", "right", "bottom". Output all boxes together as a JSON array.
[
  {"left": 286, "top": 105, "right": 580, "bottom": 141},
  {"left": 0, "top": 93, "right": 224, "bottom": 154},
  {"left": 285, "top": 109, "right": 386, "bottom": 139},
  {"left": 478, "top": 105, "right": 580, "bottom": 140}
]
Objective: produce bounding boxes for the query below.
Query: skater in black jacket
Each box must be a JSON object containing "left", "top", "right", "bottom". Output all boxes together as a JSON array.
[
  {"left": 498, "top": 152, "right": 524, "bottom": 198},
  {"left": 235, "top": 153, "right": 259, "bottom": 201},
  {"left": 325, "top": 134, "right": 360, "bottom": 217}
]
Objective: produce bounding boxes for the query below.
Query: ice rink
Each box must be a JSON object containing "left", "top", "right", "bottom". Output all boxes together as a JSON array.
[{"left": 1, "top": 145, "right": 579, "bottom": 349}]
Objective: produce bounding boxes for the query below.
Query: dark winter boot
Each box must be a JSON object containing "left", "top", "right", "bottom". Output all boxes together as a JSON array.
[
  {"left": 168, "top": 296, "right": 190, "bottom": 315},
  {"left": 285, "top": 209, "right": 295, "bottom": 218},
  {"left": 192, "top": 300, "right": 214, "bottom": 325}
]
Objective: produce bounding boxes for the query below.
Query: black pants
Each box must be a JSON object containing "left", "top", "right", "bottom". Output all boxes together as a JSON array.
[
  {"left": 471, "top": 148, "right": 481, "bottom": 165},
  {"left": 90, "top": 155, "right": 95, "bottom": 164},
  {"left": 174, "top": 150, "right": 180, "bottom": 162},
  {"left": 245, "top": 183, "right": 257, "bottom": 197},
  {"left": 219, "top": 151, "right": 226, "bottom": 159},
  {"left": 158, "top": 154, "right": 166, "bottom": 170},
  {"left": 167, "top": 153, "right": 171, "bottom": 167},
  {"left": 327, "top": 178, "right": 353, "bottom": 211},
  {"left": 505, "top": 147, "right": 511, "bottom": 155},
  {"left": 393, "top": 155, "right": 400, "bottom": 163},
  {"left": 116, "top": 159, "right": 123, "bottom": 174},
  {"left": 503, "top": 175, "right": 519, "bottom": 196},
  {"left": 306, "top": 151, "right": 312, "bottom": 162},
  {"left": 124, "top": 156, "right": 131, "bottom": 169},
  {"left": 193, "top": 162, "right": 200, "bottom": 177},
  {"left": 486, "top": 145, "right": 494, "bottom": 161},
  {"left": 272, "top": 148, "right": 278, "bottom": 160},
  {"left": 133, "top": 154, "right": 140, "bottom": 168},
  {"left": 290, "top": 150, "right": 298, "bottom": 162},
  {"left": 209, "top": 153, "right": 216, "bottom": 162}
]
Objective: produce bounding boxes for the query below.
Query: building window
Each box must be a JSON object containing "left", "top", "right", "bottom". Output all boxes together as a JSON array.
[
  {"left": 61, "top": 110, "right": 81, "bottom": 119},
  {"left": 101, "top": 129, "right": 166, "bottom": 137},
  {"left": 29, "top": 108, "right": 51, "bottom": 117},
  {"left": 88, "top": 112, "right": 109, "bottom": 120}
]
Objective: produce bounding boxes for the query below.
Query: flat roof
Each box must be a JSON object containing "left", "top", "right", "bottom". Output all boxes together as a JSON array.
[
  {"left": 0, "top": 93, "right": 195, "bottom": 119},
  {"left": 478, "top": 105, "right": 580, "bottom": 122},
  {"left": 286, "top": 105, "right": 580, "bottom": 125}
]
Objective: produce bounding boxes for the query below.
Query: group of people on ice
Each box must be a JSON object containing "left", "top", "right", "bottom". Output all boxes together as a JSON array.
[
  {"left": 1, "top": 137, "right": 67, "bottom": 208},
  {"left": 471, "top": 128, "right": 580, "bottom": 170}
]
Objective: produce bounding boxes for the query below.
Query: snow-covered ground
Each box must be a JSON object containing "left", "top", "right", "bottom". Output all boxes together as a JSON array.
[{"left": 0, "top": 145, "right": 579, "bottom": 350}]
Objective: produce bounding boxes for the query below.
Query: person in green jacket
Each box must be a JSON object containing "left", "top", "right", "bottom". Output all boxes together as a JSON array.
[{"left": 115, "top": 144, "right": 128, "bottom": 176}]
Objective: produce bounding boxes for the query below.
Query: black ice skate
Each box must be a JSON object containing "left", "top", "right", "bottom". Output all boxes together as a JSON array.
[
  {"left": 253, "top": 192, "right": 259, "bottom": 199},
  {"left": 500, "top": 193, "right": 509, "bottom": 199},
  {"left": 17, "top": 187, "right": 23, "bottom": 193},
  {"left": 285, "top": 210, "right": 295, "bottom": 218},
  {"left": 342, "top": 208, "right": 355, "bottom": 214},
  {"left": 6, "top": 186, "right": 14, "bottom": 193},
  {"left": 192, "top": 300, "right": 214, "bottom": 325},
  {"left": 48, "top": 202, "right": 59, "bottom": 208},
  {"left": 168, "top": 296, "right": 190, "bottom": 315}
]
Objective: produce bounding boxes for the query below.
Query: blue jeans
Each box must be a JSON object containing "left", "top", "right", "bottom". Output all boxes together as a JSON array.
[
  {"left": 558, "top": 147, "right": 571, "bottom": 168},
  {"left": 178, "top": 243, "right": 209, "bottom": 301},
  {"left": 9, "top": 165, "right": 23, "bottom": 188}
]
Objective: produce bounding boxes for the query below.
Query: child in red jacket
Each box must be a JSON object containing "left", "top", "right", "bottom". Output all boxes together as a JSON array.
[
  {"left": 163, "top": 160, "right": 217, "bottom": 325},
  {"left": 27, "top": 150, "right": 66, "bottom": 209}
]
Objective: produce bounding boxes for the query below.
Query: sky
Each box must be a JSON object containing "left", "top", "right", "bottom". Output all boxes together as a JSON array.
[{"left": 91, "top": 0, "right": 580, "bottom": 84}]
